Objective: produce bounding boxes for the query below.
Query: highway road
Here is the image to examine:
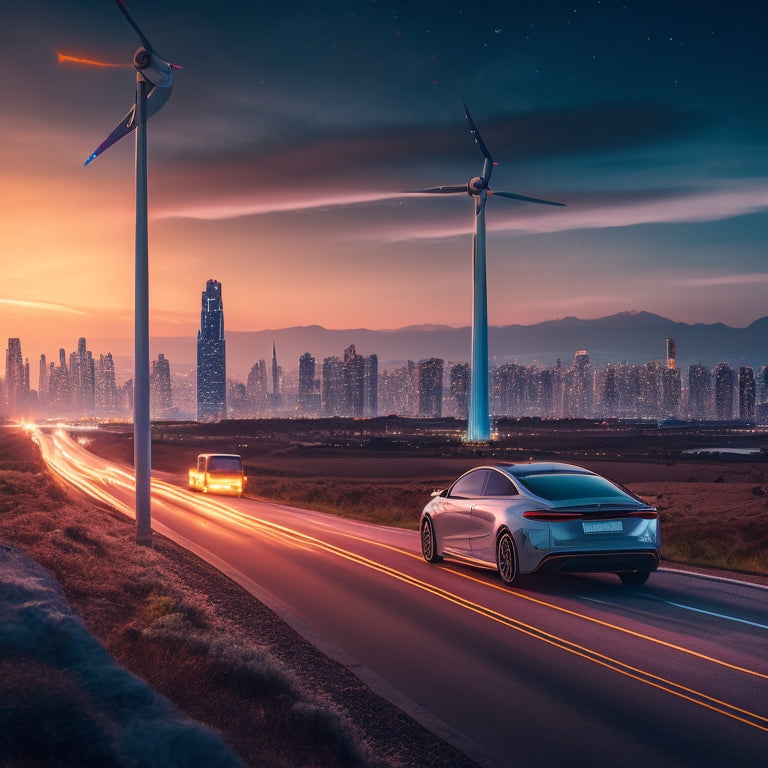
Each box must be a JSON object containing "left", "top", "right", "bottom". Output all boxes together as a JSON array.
[{"left": 32, "top": 427, "right": 768, "bottom": 768}]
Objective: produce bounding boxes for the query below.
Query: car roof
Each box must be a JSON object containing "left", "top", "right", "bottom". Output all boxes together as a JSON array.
[{"left": 494, "top": 462, "right": 596, "bottom": 479}]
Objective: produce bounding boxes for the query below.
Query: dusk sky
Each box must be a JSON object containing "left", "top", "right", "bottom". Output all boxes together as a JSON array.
[{"left": 2, "top": 0, "right": 766, "bottom": 365}]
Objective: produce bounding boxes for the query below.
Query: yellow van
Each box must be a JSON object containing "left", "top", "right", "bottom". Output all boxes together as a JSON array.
[{"left": 188, "top": 454, "right": 247, "bottom": 497}]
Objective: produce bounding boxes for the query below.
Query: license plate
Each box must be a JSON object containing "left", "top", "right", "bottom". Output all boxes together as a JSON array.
[{"left": 582, "top": 520, "right": 623, "bottom": 534}]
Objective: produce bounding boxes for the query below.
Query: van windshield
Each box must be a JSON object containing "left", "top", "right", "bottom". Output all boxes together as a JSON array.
[{"left": 207, "top": 456, "right": 242, "bottom": 473}]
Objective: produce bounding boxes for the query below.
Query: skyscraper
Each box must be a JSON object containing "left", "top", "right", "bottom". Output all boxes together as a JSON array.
[
  {"left": 365, "top": 353, "right": 378, "bottom": 418},
  {"left": 70, "top": 337, "right": 95, "bottom": 416},
  {"left": 322, "top": 356, "right": 343, "bottom": 415},
  {"left": 343, "top": 344, "right": 365, "bottom": 417},
  {"left": 739, "top": 366, "right": 756, "bottom": 423},
  {"left": 450, "top": 363, "right": 470, "bottom": 419},
  {"left": 714, "top": 362, "right": 735, "bottom": 420},
  {"left": 688, "top": 363, "right": 711, "bottom": 419},
  {"left": 197, "top": 279, "right": 226, "bottom": 421},
  {"left": 270, "top": 341, "right": 282, "bottom": 412},
  {"left": 5, "top": 338, "right": 25, "bottom": 417},
  {"left": 150, "top": 353, "right": 172, "bottom": 418},
  {"left": 665, "top": 338, "right": 676, "bottom": 370},
  {"left": 246, "top": 360, "right": 268, "bottom": 415},
  {"left": 95, "top": 353, "right": 117, "bottom": 416},
  {"left": 298, "top": 352, "right": 320, "bottom": 414},
  {"left": 418, "top": 358, "right": 444, "bottom": 418}
]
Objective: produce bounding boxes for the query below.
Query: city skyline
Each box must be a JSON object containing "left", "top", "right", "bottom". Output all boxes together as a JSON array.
[
  {"left": 6, "top": 329, "right": 765, "bottom": 424},
  {"left": 2, "top": 1, "right": 767, "bottom": 365}
]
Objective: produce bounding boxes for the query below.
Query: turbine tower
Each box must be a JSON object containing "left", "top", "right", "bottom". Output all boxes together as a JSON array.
[
  {"left": 76, "top": 0, "right": 178, "bottom": 543},
  {"left": 410, "top": 102, "right": 564, "bottom": 442}
]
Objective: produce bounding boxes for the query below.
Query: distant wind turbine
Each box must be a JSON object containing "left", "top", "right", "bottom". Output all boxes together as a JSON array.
[
  {"left": 63, "top": 0, "right": 179, "bottom": 544},
  {"left": 409, "top": 101, "right": 564, "bottom": 442}
]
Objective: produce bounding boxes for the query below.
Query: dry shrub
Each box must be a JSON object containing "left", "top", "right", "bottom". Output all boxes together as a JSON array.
[{"left": 0, "top": 428, "right": 373, "bottom": 768}]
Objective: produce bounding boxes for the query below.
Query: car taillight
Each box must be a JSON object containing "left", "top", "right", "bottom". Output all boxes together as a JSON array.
[
  {"left": 626, "top": 510, "right": 659, "bottom": 519},
  {"left": 523, "top": 511, "right": 583, "bottom": 521}
]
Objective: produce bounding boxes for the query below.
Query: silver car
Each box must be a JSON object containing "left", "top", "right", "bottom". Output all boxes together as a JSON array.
[{"left": 420, "top": 462, "right": 659, "bottom": 587}]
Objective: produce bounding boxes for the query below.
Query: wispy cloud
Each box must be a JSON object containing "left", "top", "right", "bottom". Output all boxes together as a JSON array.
[
  {"left": 0, "top": 299, "right": 86, "bottom": 315},
  {"left": 375, "top": 180, "right": 768, "bottom": 241},
  {"left": 681, "top": 273, "right": 768, "bottom": 287}
]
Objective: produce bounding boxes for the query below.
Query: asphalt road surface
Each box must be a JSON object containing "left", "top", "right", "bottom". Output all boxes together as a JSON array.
[{"left": 33, "top": 427, "right": 768, "bottom": 768}]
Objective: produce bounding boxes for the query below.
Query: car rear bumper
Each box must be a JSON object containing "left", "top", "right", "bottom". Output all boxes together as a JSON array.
[{"left": 532, "top": 549, "right": 660, "bottom": 575}]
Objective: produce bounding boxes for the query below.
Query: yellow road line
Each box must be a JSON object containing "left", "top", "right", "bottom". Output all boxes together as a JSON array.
[{"left": 35, "top": 428, "right": 768, "bottom": 734}]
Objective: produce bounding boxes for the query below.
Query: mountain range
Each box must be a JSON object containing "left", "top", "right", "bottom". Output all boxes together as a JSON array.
[{"left": 94, "top": 311, "right": 768, "bottom": 380}]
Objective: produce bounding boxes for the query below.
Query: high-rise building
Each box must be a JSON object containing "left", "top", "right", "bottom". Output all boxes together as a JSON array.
[
  {"left": 665, "top": 338, "right": 676, "bottom": 370},
  {"left": 270, "top": 341, "right": 282, "bottom": 411},
  {"left": 322, "top": 356, "right": 343, "bottom": 415},
  {"left": 70, "top": 337, "right": 95, "bottom": 416},
  {"left": 343, "top": 344, "right": 366, "bottom": 417},
  {"left": 150, "top": 353, "right": 172, "bottom": 418},
  {"left": 196, "top": 279, "right": 226, "bottom": 421},
  {"left": 378, "top": 362, "right": 417, "bottom": 416},
  {"left": 246, "top": 360, "right": 268, "bottom": 415},
  {"left": 298, "top": 352, "right": 320, "bottom": 414},
  {"left": 5, "top": 338, "right": 25, "bottom": 417},
  {"left": 418, "top": 358, "right": 444, "bottom": 418},
  {"left": 714, "top": 362, "right": 735, "bottom": 420},
  {"left": 450, "top": 363, "right": 470, "bottom": 419},
  {"left": 688, "top": 363, "right": 711, "bottom": 419},
  {"left": 661, "top": 366, "right": 682, "bottom": 418},
  {"left": 739, "top": 365, "right": 756, "bottom": 423},
  {"left": 365, "top": 353, "right": 378, "bottom": 417},
  {"left": 95, "top": 353, "right": 117, "bottom": 416},
  {"left": 48, "top": 348, "right": 71, "bottom": 412},
  {"left": 563, "top": 350, "right": 593, "bottom": 417},
  {"left": 38, "top": 354, "right": 48, "bottom": 407}
]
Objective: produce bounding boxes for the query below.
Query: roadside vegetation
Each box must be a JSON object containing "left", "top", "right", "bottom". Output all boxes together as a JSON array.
[{"left": 2, "top": 425, "right": 477, "bottom": 768}]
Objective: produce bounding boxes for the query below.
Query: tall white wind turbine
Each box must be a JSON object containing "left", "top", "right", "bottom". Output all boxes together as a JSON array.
[
  {"left": 72, "top": 0, "right": 179, "bottom": 543},
  {"left": 410, "top": 102, "right": 564, "bottom": 442}
]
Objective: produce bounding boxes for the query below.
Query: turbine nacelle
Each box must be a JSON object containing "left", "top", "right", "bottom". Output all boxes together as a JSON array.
[
  {"left": 133, "top": 46, "right": 173, "bottom": 87},
  {"left": 468, "top": 176, "right": 487, "bottom": 196}
]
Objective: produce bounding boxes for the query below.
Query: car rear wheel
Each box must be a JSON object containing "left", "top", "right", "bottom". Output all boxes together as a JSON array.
[
  {"left": 496, "top": 531, "right": 518, "bottom": 585},
  {"left": 618, "top": 570, "right": 650, "bottom": 587},
  {"left": 421, "top": 518, "right": 442, "bottom": 563}
]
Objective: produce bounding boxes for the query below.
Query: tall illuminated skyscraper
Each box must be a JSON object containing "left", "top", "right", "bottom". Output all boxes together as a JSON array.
[
  {"left": 197, "top": 279, "right": 226, "bottom": 421},
  {"left": 5, "top": 338, "right": 25, "bottom": 416},
  {"left": 665, "top": 338, "right": 676, "bottom": 370}
]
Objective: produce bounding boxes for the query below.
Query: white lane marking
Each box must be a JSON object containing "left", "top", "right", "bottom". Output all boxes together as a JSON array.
[
  {"left": 659, "top": 566, "right": 768, "bottom": 591},
  {"left": 652, "top": 598, "right": 768, "bottom": 631},
  {"left": 581, "top": 595, "right": 768, "bottom": 631}
]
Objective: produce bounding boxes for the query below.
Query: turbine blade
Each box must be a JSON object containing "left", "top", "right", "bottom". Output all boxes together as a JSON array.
[
  {"left": 84, "top": 102, "right": 136, "bottom": 166},
  {"left": 405, "top": 184, "right": 468, "bottom": 194},
  {"left": 492, "top": 190, "right": 566, "bottom": 207},
  {"left": 462, "top": 99, "right": 493, "bottom": 164},
  {"left": 146, "top": 81, "right": 172, "bottom": 118},
  {"left": 84, "top": 84, "right": 170, "bottom": 165},
  {"left": 115, "top": 0, "right": 153, "bottom": 52}
]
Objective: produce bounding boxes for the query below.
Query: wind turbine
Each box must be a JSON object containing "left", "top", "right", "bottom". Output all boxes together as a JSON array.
[
  {"left": 410, "top": 102, "right": 564, "bottom": 442},
  {"left": 71, "top": 0, "right": 178, "bottom": 544}
]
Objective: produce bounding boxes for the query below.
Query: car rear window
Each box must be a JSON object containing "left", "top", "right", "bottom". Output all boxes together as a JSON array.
[
  {"left": 208, "top": 456, "right": 243, "bottom": 473},
  {"left": 516, "top": 473, "right": 628, "bottom": 502}
]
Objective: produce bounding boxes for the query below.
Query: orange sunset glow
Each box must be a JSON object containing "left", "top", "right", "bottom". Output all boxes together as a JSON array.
[{"left": 1, "top": 0, "right": 766, "bottom": 374}]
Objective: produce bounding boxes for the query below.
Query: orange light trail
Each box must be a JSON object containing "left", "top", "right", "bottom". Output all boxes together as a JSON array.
[
  {"left": 57, "top": 51, "right": 124, "bottom": 68},
  {"left": 29, "top": 425, "right": 768, "bottom": 735}
]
